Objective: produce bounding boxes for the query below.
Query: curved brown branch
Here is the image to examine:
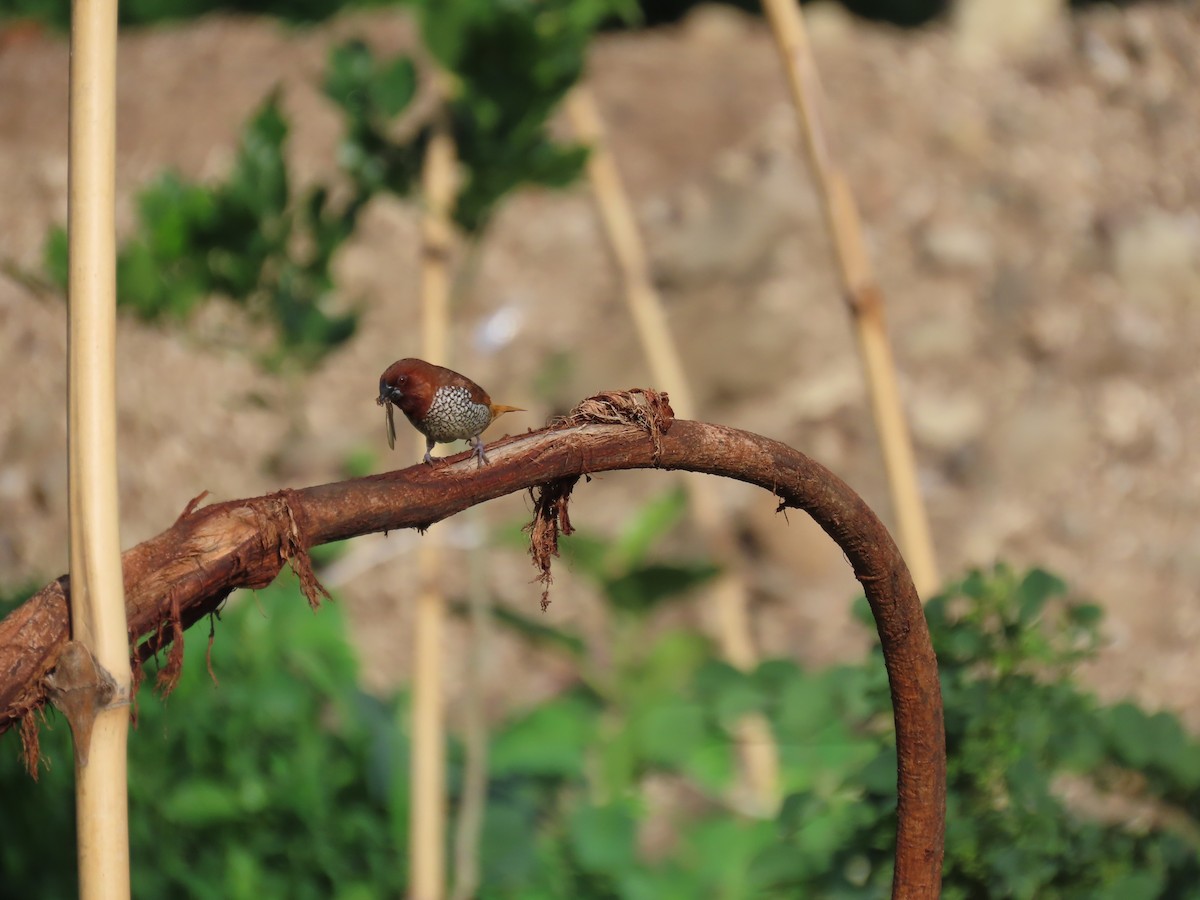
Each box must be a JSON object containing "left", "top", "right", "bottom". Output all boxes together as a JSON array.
[{"left": 0, "top": 409, "right": 945, "bottom": 898}]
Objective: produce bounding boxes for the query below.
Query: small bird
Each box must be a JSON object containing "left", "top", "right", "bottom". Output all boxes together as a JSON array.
[{"left": 376, "top": 358, "right": 523, "bottom": 467}]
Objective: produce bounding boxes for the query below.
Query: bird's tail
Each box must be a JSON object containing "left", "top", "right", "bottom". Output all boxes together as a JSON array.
[{"left": 489, "top": 404, "right": 524, "bottom": 419}]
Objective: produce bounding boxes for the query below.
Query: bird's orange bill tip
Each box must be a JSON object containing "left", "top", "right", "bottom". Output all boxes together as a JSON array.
[{"left": 385, "top": 401, "right": 397, "bottom": 450}]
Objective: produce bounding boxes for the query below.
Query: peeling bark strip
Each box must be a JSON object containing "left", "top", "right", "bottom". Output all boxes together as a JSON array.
[
  {"left": 0, "top": 400, "right": 946, "bottom": 899},
  {"left": 525, "top": 477, "right": 580, "bottom": 612}
]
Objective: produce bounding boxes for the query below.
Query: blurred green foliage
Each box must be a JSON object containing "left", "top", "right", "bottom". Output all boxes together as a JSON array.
[
  {"left": 45, "top": 94, "right": 362, "bottom": 370},
  {"left": 3, "top": 509, "right": 1199, "bottom": 895},
  {"left": 323, "top": 40, "right": 423, "bottom": 200},
  {"left": 1, "top": 576, "right": 408, "bottom": 897},
  {"left": 413, "top": 0, "right": 626, "bottom": 232},
  {"left": 325, "top": 0, "right": 637, "bottom": 233},
  {"left": 0, "top": 0, "right": 954, "bottom": 32},
  {"left": 39, "top": 0, "right": 623, "bottom": 369},
  {"left": 0, "top": 0, "right": 388, "bottom": 29}
]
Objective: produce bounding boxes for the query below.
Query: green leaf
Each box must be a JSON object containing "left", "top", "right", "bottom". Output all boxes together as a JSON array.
[
  {"left": 556, "top": 532, "right": 612, "bottom": 580},
  {"left": 635, "top": 702, "right": 706, "bottom": 767},
  {"left": 478, "top": 798, "right": 542, "bottom": 888},
  {"left": 960, "top": 569, "right": 990, "bottom": 599},
  {"left": 490, "top": 693, "right": 597, "bottom": 777},
  {"left": 523, "top": 141, "right": 590, "bottom": 188},
  {"left": 1092, "top": 871, "right": 1166, "bottom": 900},
  {"left": 606, "top": 562, "right": 719, "bottom": 614},
  {"left": 610, "top": 487, "right": 688, "bottom": 571},
  {"left": 694, "top": 660, "right": 765, "bottom": 725},
  {"left": 681, "top": 817, "right": 777, "bottom": 894},
  {"left": 936, "top": 621, "right": 987, "bottom": 665},
  {"left": 487, "top": 604, "right": 586, "bottom": 659},
  {"left": 324, "top": 40, "right": 374, "bottom": 110},
  {"left": 569, "top": 803, "right": 637, "bottom": 875},
  {"left": 776, "top": 675, "right": 839, "bottom": 737},
  {"left": 371, "top": 56, "right": 417, "bottom": 118},
  {"left": 1016, "top": 568, "right": 1067, "bottom": 624},
  {"left": 160, "top": 780, "right": 244, "bottom": 825},
  {"left": 1106, "top": 702, "right": 1154, "bottom": 768},
  {"left": 640, "top": 631, "right": 711, "bottom": 695},
  {"left": 682, "top": 739, "right": 736, "bottom": 794},
  {"left": 42, "top": 225, "right": 69, "bottom": 289},
  {"left": 1068, "top": 602, "right": 1104, "bottom": 628},
  {"left": 746, "top": 840, "right": 807, "bottom": 890}
]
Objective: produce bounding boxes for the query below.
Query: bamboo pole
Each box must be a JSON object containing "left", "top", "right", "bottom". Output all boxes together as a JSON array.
[
  {"left": 409, "top": 116, "right": 456, "bottom": 900},
  {"left": 61, "top": 0, "right": 132, "bottom": 896},
  {"left": 759, "top": 0, "right": 940, "bottom": 598},
  {"left": 566, "top": 86, "right": 780, "bottom": 816}
]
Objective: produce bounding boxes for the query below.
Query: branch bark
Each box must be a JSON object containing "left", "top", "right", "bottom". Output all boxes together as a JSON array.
[{"left": 0, "top": 407, "right": 945, "bottom": 898}]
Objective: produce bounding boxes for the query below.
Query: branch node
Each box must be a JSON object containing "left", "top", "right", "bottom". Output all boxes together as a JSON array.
[{"left": 45, "top": 641, "right": 122, "bottom": 767}]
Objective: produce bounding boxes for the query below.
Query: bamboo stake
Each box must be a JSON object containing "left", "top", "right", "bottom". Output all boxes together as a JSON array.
[
  {"left": 409, "top": 115, "right": 456, "bottom": 900},
  {"left": 61, "top": 0, "right": 132, "bottom": 896},
  {"left": 566, "top": 86, "right": 780, "bottom": 816},
  {"left": 760, "top": 0, "right": 939, "bottom": 598}
]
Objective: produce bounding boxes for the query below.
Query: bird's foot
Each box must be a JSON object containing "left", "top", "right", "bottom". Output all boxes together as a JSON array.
[{"left": 471, "top": 437, "right": 489, "bottom": 468}]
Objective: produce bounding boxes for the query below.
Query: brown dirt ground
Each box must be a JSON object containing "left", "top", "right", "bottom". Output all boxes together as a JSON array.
[{"left": 1, "top": 3, "right": 1198, "bottom": 729}]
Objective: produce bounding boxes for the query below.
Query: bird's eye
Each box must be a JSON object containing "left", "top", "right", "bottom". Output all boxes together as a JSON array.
[{"left": 397, "top": 374, "right": 407, "bottom": 383}]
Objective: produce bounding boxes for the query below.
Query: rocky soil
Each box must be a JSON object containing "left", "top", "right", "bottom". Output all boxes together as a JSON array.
[{"left": 1, "top": 3, "right": 1198, "bottom": 726}]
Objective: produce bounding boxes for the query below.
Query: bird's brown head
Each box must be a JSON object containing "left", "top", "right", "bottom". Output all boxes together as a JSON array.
[{"left": 377, "top": 358, "right": 437, "bottom": 417}]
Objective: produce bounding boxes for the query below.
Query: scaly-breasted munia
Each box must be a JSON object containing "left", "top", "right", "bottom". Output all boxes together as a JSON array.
[{"left": 376, "top": 358, "right": 523, "bottom": 466}]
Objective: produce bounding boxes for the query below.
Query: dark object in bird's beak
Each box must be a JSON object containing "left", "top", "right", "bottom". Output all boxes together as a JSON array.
[
  {"left": 377, "top": 382, "right": 400, "bottom": 449},
  {"left": 380, "top": 399, "right": 396, "bottom": 449}
]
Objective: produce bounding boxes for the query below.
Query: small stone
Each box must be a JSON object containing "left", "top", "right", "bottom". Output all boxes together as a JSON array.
[
  {"left": 919, "top": 223, "right": 994, "bottom": 273},
  {"left": 1108, "top": 305, "right": 1170, "bottom": 365},
  {"left": 681, "top": 4, "right": 752, "bottom": 46},
  {"left": 1024, "top": 305, "right": 1083, "bottom": 358},
  {"left": 960, "top": 498, "right": 1037, "bottom": 563},
  {"left": 1082, "top": 31, "right": 1133, "bottom": 89},
  {"left": 954, "top": 0, "right": 1066, "bottom": 64},
  {"left": 1095, "top": 378, "right": 1176, "bottom": 459},
  {"left": 987, "top": 265, "right": 1037, "bottom": 326},
  {"left": 0, "top": 467, "right": 26, "bottom": 501},
  {"left": 910, "top": 388, "right": 986, "bottom": 452},
  {"left": 1113, "top": 210, "right": 1200, "bottom": 312},
  {"left": 788, "top": 363, "right": 864, "bottom": 422},
  {"left": 805, "top": 1, "right": 856, "bottom": 46},
  {"left": 906, "top": 303, "right": 977, "bottom": 363},
  {"left": 31, "top": 451, "right": 67, "bottom": 513},
  {"left": 999, "top": 389, "right": 1089, "bottom": 491}
]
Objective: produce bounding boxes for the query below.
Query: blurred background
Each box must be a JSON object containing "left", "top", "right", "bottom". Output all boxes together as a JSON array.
[{"left": 1, "top": 0, "right": 1198, "bottom": 896}]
